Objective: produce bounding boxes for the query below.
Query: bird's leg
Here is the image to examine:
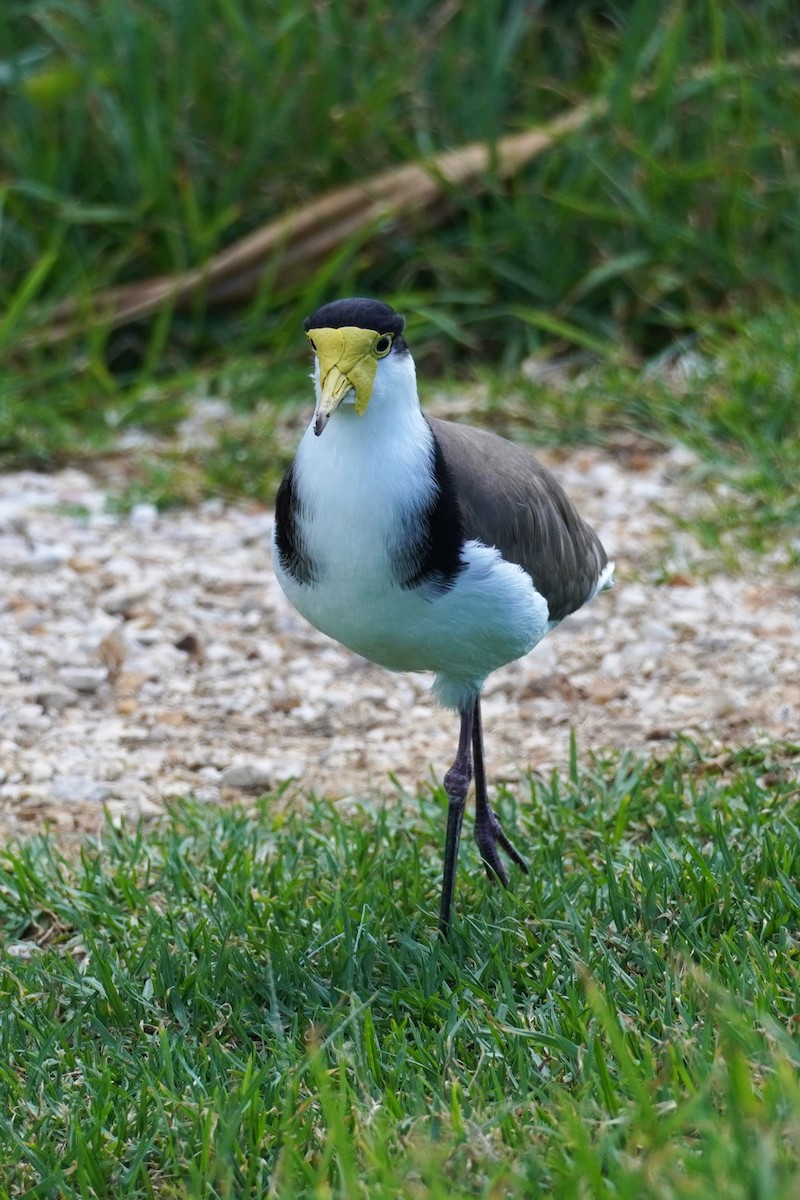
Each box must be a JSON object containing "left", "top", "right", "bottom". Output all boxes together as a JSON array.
[
  {"left": 439, "top": 706, "right": 474, "bottom": 938},
  {"left": 472, "top": 695, "right": 529, "bottom": 885}
]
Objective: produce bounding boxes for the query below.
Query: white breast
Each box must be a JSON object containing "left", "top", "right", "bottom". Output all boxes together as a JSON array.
[{"left": 272, "top": 354, "right": 550, "bottom": 711}]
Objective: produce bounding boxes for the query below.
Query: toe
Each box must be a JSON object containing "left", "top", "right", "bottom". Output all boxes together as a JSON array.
[
  {"left": 474, "top": 808, "right": 528, "bottom": 882},
  {"left": 479, "top": 842, "right": 510, "bottom": 887},
  {"left": 496, "top": 825, "right": 529, "bottom": 873}
]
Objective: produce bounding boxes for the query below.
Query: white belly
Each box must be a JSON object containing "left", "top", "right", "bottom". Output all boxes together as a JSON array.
[
  {"left": 272, "top": 399, "right": 550, "bottom": 710},
  {"left": 274, "top": 534, "right": 549, "bottom": 710}
]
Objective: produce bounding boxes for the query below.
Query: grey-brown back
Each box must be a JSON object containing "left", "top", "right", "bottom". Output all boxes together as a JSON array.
[{"left": 428, "top": 417, "right": 609, "bottom": 622}]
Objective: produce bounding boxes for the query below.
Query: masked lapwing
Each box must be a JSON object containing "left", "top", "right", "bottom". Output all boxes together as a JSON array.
[{"left": 273, "top": 298, "right": 613, "bottom": 936}]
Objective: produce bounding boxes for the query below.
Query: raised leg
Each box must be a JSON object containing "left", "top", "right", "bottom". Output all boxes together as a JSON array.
[
  {"left": 438, "top": 706, "right": 474, "bottom": 938},
  {"left": 472, "top": 695, "right": 529, "bottom": 885}
]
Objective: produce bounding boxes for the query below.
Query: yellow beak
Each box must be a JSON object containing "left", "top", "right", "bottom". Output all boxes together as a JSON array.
[{"left": 309, "top": 326, "right": 380, "bottom": 435}]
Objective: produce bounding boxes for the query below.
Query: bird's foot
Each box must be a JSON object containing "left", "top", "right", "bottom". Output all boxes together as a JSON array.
[{"left": 474, "top": 808, "right": 528, "bottom": 886}]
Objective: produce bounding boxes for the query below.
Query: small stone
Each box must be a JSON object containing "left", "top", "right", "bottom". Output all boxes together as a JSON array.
[
  {"left": 639, "top": 619, "right": 673, "bottom": 643},
  {"left": 174, "top": 633, "right": 203, "bottom": 659},
  {"left": 200, "top": 498, "right": 225, "bottom": 517},
  {"left": 59, "top": 667, "right": 107, "bottom": 693},
  {"left": 0, "top": 535, "right": 29, "bottom": 566},
  {"left": 130, "top": 625, "right": 161, "bottom": 645},
  {"left": 294, "top": 704, "right": 321, "bottom": 724},
  {"left": 99, "top": 628, "right": 128, "bottom": 677},
  {"left": 115, "top": 671, "right": 148, "bottom": 695},
  {"left": 239, "top": 591, "right": 264, "bottom": 614},
  {"left": 15, "top": 704, "right": 45, "bottom": 727},
  {"left": 100, "top": 584, "right": 150, "bottom": 615},
  {"left": 69, "top": 554, "right": 99, "bottom": 573},
  {"left": 205, "top": 643, "right": 234, "bottom": 662},
  {"left": 129, "top": 502, "right": 159, "bottom": 528},
  {"left": 89, "top": 512, "right": 119, "bottom": 529},
  {"left": 23, "top": 544, "right": 71, "bottom": 573},
  {"left": 51, "top": 775, "right": 111, "bottom": 804},
  {"left": 28, "top": 760, "right": 54, "bottom": 782},
  {"left": 221, "top": 760, "right": 276, "bottom": 791}
]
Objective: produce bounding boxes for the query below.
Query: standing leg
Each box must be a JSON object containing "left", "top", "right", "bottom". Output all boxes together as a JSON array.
[
  {"left": 472, "top": 695, "right": 529, "bottom": 885},
  {"left": 439, "top": 705, "right": 474, "bottom": 938}
]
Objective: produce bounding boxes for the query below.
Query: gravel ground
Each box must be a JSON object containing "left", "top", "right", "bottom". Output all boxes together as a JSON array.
[{"left": 2, "top": 437, "right": 798, "bottom": 842}]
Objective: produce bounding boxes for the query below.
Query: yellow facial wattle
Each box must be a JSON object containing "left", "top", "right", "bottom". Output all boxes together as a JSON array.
[{"left": 307, "top": 326, "right": 391, "bottom": 431}]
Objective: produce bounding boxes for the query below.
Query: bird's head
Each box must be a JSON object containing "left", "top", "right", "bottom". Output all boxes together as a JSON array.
[{"left": 303, "top": 298, "right": 408, "bottom": 436}]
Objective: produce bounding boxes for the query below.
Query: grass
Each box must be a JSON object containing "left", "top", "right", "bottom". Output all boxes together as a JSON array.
[
  {"left": 3, "top": 1, "right": 800, "bottom": 414},
  {"left": 1, "top": 741, "right": 799, "bottom": 1196}
]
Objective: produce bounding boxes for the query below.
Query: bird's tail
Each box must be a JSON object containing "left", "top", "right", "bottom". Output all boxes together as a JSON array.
[{"left": 593, "top": 560, "right": 615, "bottom": 598}]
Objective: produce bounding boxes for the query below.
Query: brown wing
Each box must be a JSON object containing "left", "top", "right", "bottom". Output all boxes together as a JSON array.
[{"left": 427, "top": 417, "right": 609, "bottom": 622}]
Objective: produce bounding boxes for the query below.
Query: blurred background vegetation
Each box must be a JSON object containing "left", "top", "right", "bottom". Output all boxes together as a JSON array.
[{"left": 1, "top": 0, "right": 799, "bottom": 540}]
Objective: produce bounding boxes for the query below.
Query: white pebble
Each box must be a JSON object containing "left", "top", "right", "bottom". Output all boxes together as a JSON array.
[{"left": 59, "top": 667, "right": 107, "bottom": 693}]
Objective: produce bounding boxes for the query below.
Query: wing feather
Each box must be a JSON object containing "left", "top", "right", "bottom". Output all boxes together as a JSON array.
[{"left": 427, "top": 417, "right": 609, "bottom": 621}]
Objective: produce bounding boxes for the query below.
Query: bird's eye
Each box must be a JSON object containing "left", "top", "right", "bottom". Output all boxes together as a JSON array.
[
  {"left": 375, "top": 333, "right": 393, "bottom": 357},
  {"left": 307, "top": 336, "right": 317, "bottom": 354}
]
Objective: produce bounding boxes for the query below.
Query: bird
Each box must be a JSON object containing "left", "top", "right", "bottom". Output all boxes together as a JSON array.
[{"left": 272, "top": 297, "right": 613, "bottom": 936}]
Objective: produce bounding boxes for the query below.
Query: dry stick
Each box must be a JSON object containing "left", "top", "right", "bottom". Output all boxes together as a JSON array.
[{"left": 36, "top": 101, "right": 600, "bottom": 345}]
